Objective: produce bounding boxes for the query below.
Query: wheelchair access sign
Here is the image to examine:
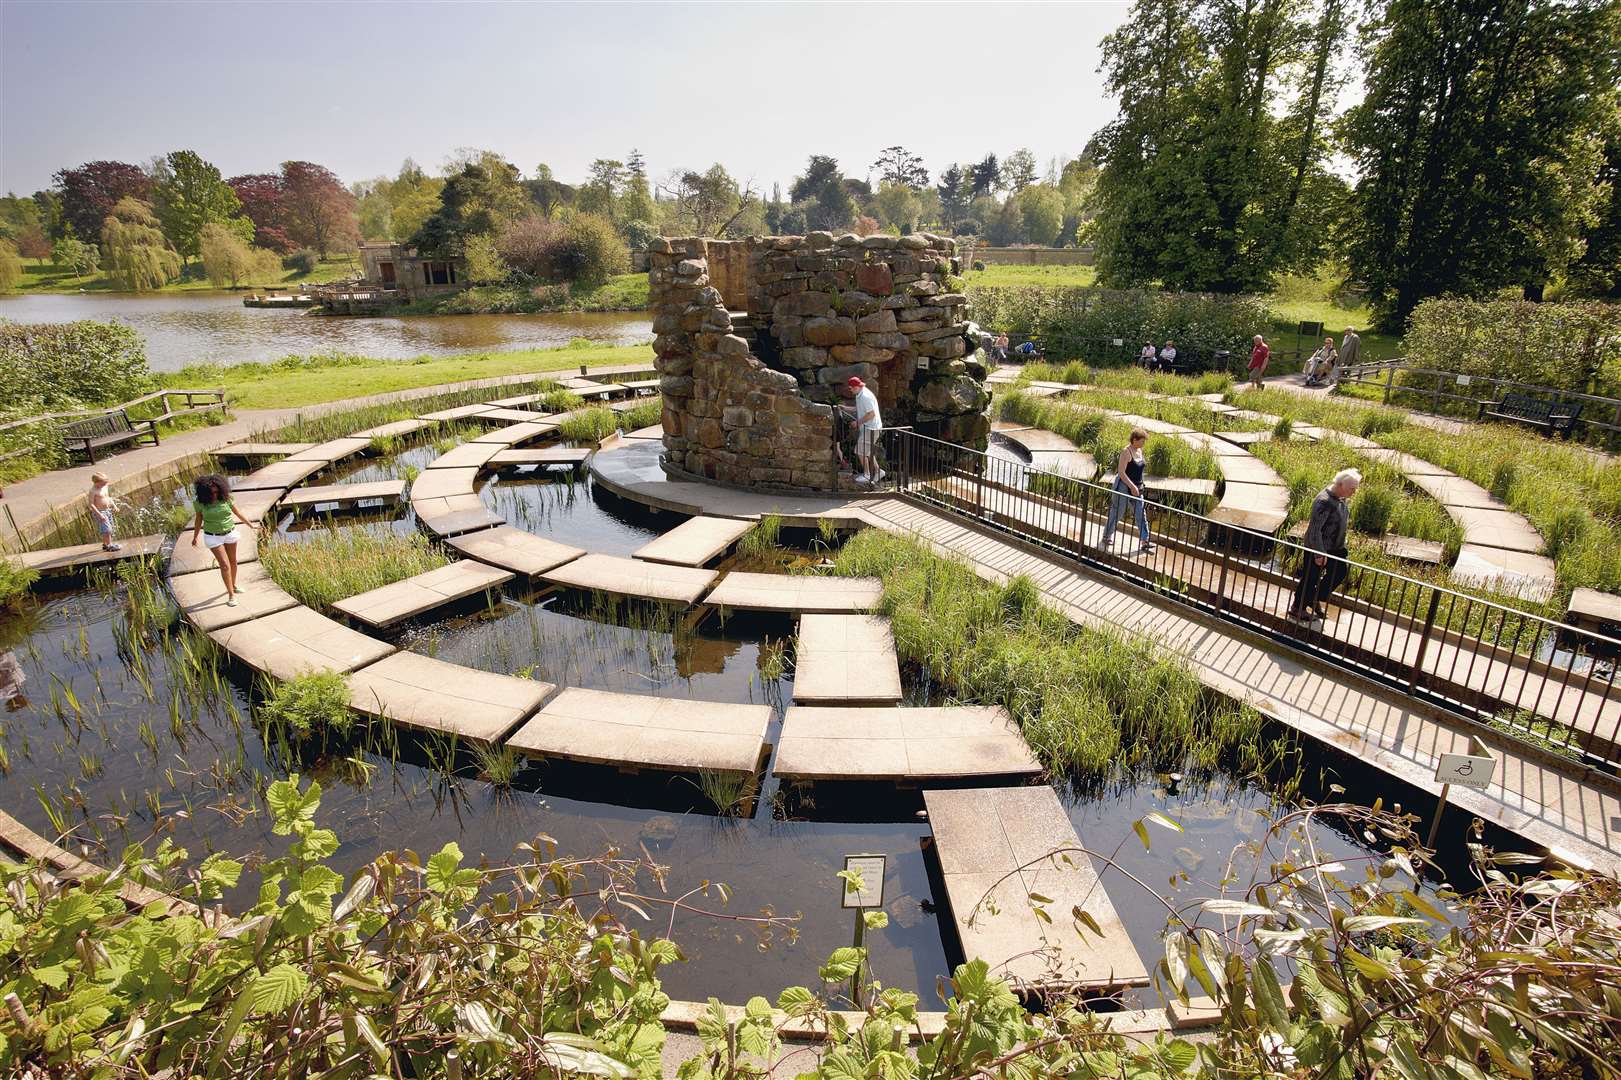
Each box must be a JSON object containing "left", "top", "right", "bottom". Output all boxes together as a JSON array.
[{"left": 1435, "top": 753, "right": 1496, "bottom": 791}]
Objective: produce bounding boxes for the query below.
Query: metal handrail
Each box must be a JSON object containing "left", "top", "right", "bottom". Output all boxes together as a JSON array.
[
  {"left": 1338, "top": 359, "right": 1621, "bottom": 442},
  {"left": 883, "top": 427, "right": 1621, "bottom": 772}
]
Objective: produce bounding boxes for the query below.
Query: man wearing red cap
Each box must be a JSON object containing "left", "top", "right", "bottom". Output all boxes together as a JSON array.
[{"left": 840, "top": 375, "right": 884, "bottom": 484}]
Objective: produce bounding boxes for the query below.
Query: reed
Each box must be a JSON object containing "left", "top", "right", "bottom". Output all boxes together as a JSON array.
[
  {"left": 260, "top": 524, "right": 449, "bottom": 609},
  {"left": 615, "top": 396, "right": 663, "bottom": 432},
  {"left": 737, "top": 514, "right": 783, "bottom": 560},
  {"left": 557, "top": 406, "right": 617, "bottom": 444}
]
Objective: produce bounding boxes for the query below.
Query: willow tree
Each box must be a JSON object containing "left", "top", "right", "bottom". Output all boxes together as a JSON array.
[{"left": 101, "top": 198, "right": 181, "bottom": 291}]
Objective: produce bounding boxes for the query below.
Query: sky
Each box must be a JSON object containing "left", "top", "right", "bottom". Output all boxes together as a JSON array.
[{"left": 0, "top": 0, "right": 1133, "bottom": 195}]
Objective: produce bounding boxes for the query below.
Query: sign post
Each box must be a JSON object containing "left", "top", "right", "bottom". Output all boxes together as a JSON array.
[
  {"left": 841, "top": 854, "right": 886, "bottom": 1008},
  {"left": 1427, "top": 737, "right": 1495, "bottom": 848}
]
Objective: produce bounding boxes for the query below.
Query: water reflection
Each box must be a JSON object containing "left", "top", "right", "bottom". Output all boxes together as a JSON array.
[{"left": 0, "top": 291, "right": 651, "bottom": 372}]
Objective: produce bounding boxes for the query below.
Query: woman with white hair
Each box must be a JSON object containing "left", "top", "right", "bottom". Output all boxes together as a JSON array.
[{"left": 1288, "top": 467, "right": 1360, "bottom": 625}]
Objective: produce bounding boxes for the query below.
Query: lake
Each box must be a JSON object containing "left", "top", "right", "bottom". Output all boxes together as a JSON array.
[{"left": 0, "top": 291, "right": 653, "bottom": 372}]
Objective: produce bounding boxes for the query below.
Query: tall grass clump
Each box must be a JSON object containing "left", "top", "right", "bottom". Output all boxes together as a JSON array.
[
  {"left": 557, "top": 406, "right": 616, "bottom": 444},
  {"left": 737, "top": 514, "right": 782, "bottom": 560},
  {"left": 615, "top": 396, "right": 662, "bottom": 432},
  {"left": 260, "top": 524, "right": 449, "bottom": 608},
  {"left": 257, "top": 670, "right": 353, "bottom": 741},
  {"left": 1349, "top": 484, "right": 1397, "bottom": 536},
  {"left": 830, "top": 530, "right": 1270, "bottom": 781},
  {"left": 540, "top": 388, "right": 585, "bottom": 413}
]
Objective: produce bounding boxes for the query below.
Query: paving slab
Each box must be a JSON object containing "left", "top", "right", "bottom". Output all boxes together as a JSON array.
[
  {"left": 1099, "top": 474, "right": 1219, "bottom": 500},
  {"left": 1212, "top": 453, "right": 1280, "bottom": 487},
  {"left": 418, "top": 403, "right": 499, "bottom": 422},
  {"left": 793, "top": 614, "right": 902, "bottom": 704},
  {"left": 485, "top": 392, "right": 545, "bottom": 408},
  {"left": 774, "top": 705, "right": 1040, "bottom": 781},
  {"left": 1380, "top": 535, "right": 1444, "bottom": 565},
  {"left": 562, "top": 379, "right": 629, "bottom": 399},
  {"left": 623, "top": 424, "right": 664, "bottom": 440},
  {"left": 209, "top": 604, "right": 395, "bottom": 679},
  {"left": 280, "top": 480, "right": 406, "bottom": 510},
  {"left": 1567, "top": 587, "right": 1621, "bottom": 634},
  {"left": 10, "top": 534, "right": 164, "bottom": 576},
  {"left": 1356, "top": 447, "right": 1451, "bottom": 476},
  {"left": 633, "top": 516, "right": 754, "bottom": 567},
  {"left": 284, "top": 437, "right": 374, "bottom": 464},
  {"left": 232, "top": 458, "right": 328, "bottom": 492},
  {"left": 925, "top": 787, "right": 1149, "bottom": 992},
  {"left": 332, "top": 560, "right": 513, "bottom": 628},
  {"left": 168, "top": 526, "right": 258, "bottom": 575},
  {"left": 704, "top": 572, "right": 883, "bottom": 614},
  {"left": 1452, "top": 545, "right": 1558, "bottom": 603},
  {"left": 489, "top": 447, "right": 591, "bottom": 468},
  {"left": 1448, "top": 505, "right": 1546, "bottom": 553},
  {"left": 446, "top": 525, "right": 583, "bottom": 577},
  {"left": 410, "top": 467, "right": 481, "bottom": 501},
  {"left": 507, "top": 687, "right": 771, "bottom": 774},
  {"left": 214, "top": 442, "right": 314, "bottom": 460},
  {"left": 412, "top": 495, "right": 504, "bottom": 537},
  {"left": 169, "top": 563, "right": 298, "bottom": 631},
  {"left": 352, "top": 418, "right": 435, "bottom": 441},
  {"left": 475, "top": 407, "right": 552, "bottom": 424},
  {"left": 541, "top": 552, "right": 718, "bottom": 605},
  {"left": 1209, "top": 482, "right": 1290, "bottom": 535},
  {"left": 427, "top": 442, "right": 502, "bottom": 470},
  {"left": 619, "top": 379, "right": 662, "bottom": 393},
  {"left": 1406, "top": 473, "right": 1503, "bottom": 509},
  {"left": 472, "top": 421, "right": 561, "bottom": 446},
  {"left": 346, "top": 652, "right": 554, "bottom": 743},
  {"left": 229, "top": 488, "right": 284, "bottom": 524}
]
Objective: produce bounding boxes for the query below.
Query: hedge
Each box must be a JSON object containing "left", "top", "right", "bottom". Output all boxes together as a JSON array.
[
  {"left": 0, "top": 319, "right": 153, "bottom": 412},
  {"left": 1404, "top": 298, "right": 1621, "bottom": 398},
  {"left": 965, "top": 285, "right": 1278, "bottom": 366}
]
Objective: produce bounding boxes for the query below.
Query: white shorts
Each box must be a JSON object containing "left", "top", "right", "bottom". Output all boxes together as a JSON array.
[
  {"left": 203, "top": 529, "right": 238, "bottom": 550},
  {"left": 856, "top": 427, "right": 879, "bottom": 456}
]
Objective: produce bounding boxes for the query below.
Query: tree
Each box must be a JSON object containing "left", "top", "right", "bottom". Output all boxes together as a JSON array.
[
  {"left": 987, "top": 197, "right": 1025, "bottom": 245},
  {"left": 937, "top": 164, "right": 971, "bottom": 224},
  {"left": 1344, "top": 0, "right": 1621, "bottom": 328},
  {"left": 279, "top": 161, "right": 360, "bottom": 257},
  {"left": 527, "top": 164, "right": 575, "bottom": 220},
  {"left": 658, "top": 165, "right": 756, "bottom": 236},
  {"left": 461, "top": 231, "right": 509, "bottom": 284},
  {"left": 151, "top": 150, "right": 252, "bottom": 264},
  {"left": 199, "top": 222, "right": 280, "bottom": 287},
  {"left": 789, "top": 155, "right": 854, "bottom": 232},
  {"left": 100, "top": 197, "right": 181, "bottom": 290},
  {"left": 51, "top": 236, "right": 100, "bottom": 277},
  {"left": 579, "top": 159, "right": 625, "bottom": 219},
  {"left": 872, "top": 146, "right": 929, "bottom": 190},
  {"left": 1003, "top": 149, "right": 1038, "bottom": 193},
  {"left": 13, "top": 225, "right": 50, "bottom": 264},
  {"left": 970, "top": 154, "right": 1002, "bottom": 196},
  {"left": 229, "top": 173, "right": 293, "bottom": 252},
  {"left": 1567, "top": 105, "right": 1621, "bottom": 299},
  {"left": 52, "top": 161, "right": 151, "bottom": 242},
  {"left": 1018, "top": 186, "right": 1066, "bottom": 246},
  {"left": 873, "top": 182, "right": 923, "bottom": 234},
  {"left": 0, "top": 241, "right": 20, "bottom": 292},
  {"left": 626, "top": 148, "right": 647, "bottom": 181},
  {"left": 410, "top": 155, "right": 528, "bottom": 256}
]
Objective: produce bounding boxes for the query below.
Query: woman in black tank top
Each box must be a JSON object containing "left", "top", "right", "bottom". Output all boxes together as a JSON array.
[{"left": 1098, "top": 428, "right": 1156, "bottom": 555}]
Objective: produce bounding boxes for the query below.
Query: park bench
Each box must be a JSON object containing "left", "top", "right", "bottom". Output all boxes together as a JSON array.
[
  {"left": 1478, "top": 392, "right": 1584, "bottom": 438},
  {"left": 59, "top": 409, "right": 158, "bottom": 464}
]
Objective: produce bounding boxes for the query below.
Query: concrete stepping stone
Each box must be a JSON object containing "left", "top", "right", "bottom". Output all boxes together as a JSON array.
[
  {"left": 485, "top": 392, "right": 545, "bottom": 408},
  {"left": 472, "top": 421, "right": 560, "bottom": 446},
  {"left": 924, "top": 786, "right": 1150, "bottom": 992},
  {"left": 332, "top": 561, "right": 514, "bottom": 628},
  {"left": 1567, "top": 587, "right": 1621, "bottom": 635},
  {"left": 475, "top": 407, "right": 550, "bottom": 424},
  {"left": 427, "top": 442, "right": 502, "bottom": 471},
  {"left": 352, "top": 418, "right": 435, "bottom": 441},
  {"left": 633, "top": 516, "right": 754, "bottom": 567},
  {"left": 168, "top": 528, "right": 259, "bottom": 575},
  {"left": 618, "top": 379, "right": 661, "bottom": 394},
  {"left": 1448, "top": 505, "right": 1546, "bottom": 554},
  {"left": 1356, "top": 447, "right": 1451, "bottom": 476},
  {"left": 280, "top": 480, "right": 406, "bottom": 511},
  {"left": 410, "top": 467, "right": 480, "bottom": 501},
  {"left": 1452, "top": 545, "right": 1558, "bottom": 603},
  {"left": 233, "top": 458, "right": 328, "bottom": 492},
  {"left": 10, "top": 534, "right": 164, "bottom": 576},
  {"left": 446, "top": 525, "right": 583, "bottom": 578},
  {"left": 1380, "top": 535, "right": 1445, "bottom": 566},
  {"left": 1099, "top": 474, "right": 1219, "bottom": 500},
  {"left": 169, "top": 563, "right": 297, "bottom": 631},
  {"left": 229, "top": 489, "right": 285, "bottom": 525},
  {"left": 346, "top": 652, "right": 554, "bottom": 743},
  {"left": 704, "top": 572, "right": 883, "bottom": 614},
  {"left": 285, "top": 437, "right": 373, "bottom": 464},
  {"left": 418, "top": 403, "right": 499, "bottom": 423},
  {"left": 623, "top": 424, "right": 664, "bottom": 440},
  {"left": 214, "top": 442, "right": 315, "bottom": 460},
  {"left": 209, "top": 605, "right": 394, "bottom": 680},
  {"left": 506, "top": 687, "right": 771, "bottom": 775},
  {"left": 793, "top": 614, "right": 902, "bottom": 704},
  {"left": 774, "top": 705, "right": 1041, "bottom": 781},
  {"left": 412, "top": 495, "right": 503, "bottom": 538},
  {"left": 1406, "top": 473, "right": 1503, "bottom": 510},
  {"left": 541, "top": 553, "right": 718, "bottom": 605},
  {"left": 1208, "top": 483, "right": 1290, "bottom": 536},
  {"left": 1027, "top": 451, "right": 1097, "bottom": 480},
  {"left": 489, "top": 447, "right": 591, "bottom": 468}
]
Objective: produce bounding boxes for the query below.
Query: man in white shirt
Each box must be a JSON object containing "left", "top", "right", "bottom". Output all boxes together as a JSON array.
[{"left": 841, "top": 375, "right": 884, "bottom": 484}]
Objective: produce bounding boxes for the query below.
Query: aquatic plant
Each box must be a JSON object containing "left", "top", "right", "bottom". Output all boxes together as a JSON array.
[
  {"left": 471, "top": 742, "right": 522, "bottom": 788},
  {"left": 539, "top": 387, "right": 585, "bottom": 413},
  {"left": 556, "top": 406, "right": 616, "bottom": 444},
  {"left": 615, "top": 396, "right": 662, "bottom": 432},
  {"left": 257, "top": 671, "right": 353, "bottom": 741},
  {"left": 737, "top": 514, "right": 783, "bottom": 560},
  {"left": 260, "top": 524, "right": 449, "bottom": 609},
  {"left": 0, "top": 558, "right": 37, "bottom": 609},
  {"left": 696, "top": 768, "right": 755, "bottom": 816}
]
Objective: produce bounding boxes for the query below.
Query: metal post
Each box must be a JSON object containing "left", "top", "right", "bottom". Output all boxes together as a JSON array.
[
  {"left": 849, "top": 907, "right": 866, "bottom": 1008},
  {"left": 1425, "top": 782, "right": 1451, "bottom": 849},
  {"left": 1409, "top": 588, "right": 1443, "bottom": 689},
  {"left": 1215, "top": 545, "right": 1232, "bottom": 612}
]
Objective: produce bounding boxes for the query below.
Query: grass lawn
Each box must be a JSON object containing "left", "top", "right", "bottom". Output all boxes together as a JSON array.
[
  {"left": 14, "top": 255, "right": 361, "bottom": 294},
  {"left": 414, "top": 273, "right": 649, "bottom": 314},
  {"left": 160, "top": 341, "right": 656, "bottom": 409},
  {"left": 965, "top": 263, "right": 1098, "bottom": 289}
]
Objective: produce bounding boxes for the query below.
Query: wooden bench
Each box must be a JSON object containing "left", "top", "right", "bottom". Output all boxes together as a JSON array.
[
  {"left": 59, "top": 409, "right": 158, "bottom": 463},
  {"left": 1479, "top": 393, "right": 1584, "bottom": 438}
]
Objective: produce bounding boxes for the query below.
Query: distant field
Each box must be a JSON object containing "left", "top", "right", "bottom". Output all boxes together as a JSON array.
[
  {"left": 15, "top": 255, "right": 361, "bottom": 294},
  {"left": 964, "top": 263, "right": 1098, "bottom": 289}
]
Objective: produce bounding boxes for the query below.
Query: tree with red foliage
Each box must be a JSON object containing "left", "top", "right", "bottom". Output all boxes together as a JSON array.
[
  {"left": 228, "top": 173, "right": 294, "bottom": 253},
  {"left": 15, "top": 225, "right": 52, "bottom": 264},
  {"left": 279, "top": 161, "right": 359, "bottom": 256},
  {"left": 53, "top": 161, "right": 152, "bottom": 241}
]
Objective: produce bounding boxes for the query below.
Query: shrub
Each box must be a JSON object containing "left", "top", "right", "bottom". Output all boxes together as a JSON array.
[
  {"left": 0, "top": 558, "right": 37, "bottom": 609},
  {"left": 1350, "top": 484, "right": 1397, "bottom": 536},
  {"left": 258, "top": 670, "right": 353, "bottom": 740},
  {"left": 495, "top": 216, "right": 562, "bottom": 278},
  {"left": 199, "top": 223, "right": 282, "bottom": 288},
  {"left": 552, "top": 214, "right": 629, "bottom": 286},
  {"left": 461, "top": 231, "right": 509, "bottom": 285},
  {"left": 0, "top": 320, "right": 152, "bottom": 411},
  {"left": 1405, "top": 297, "right": 1621, "bottom": 397},
  {"left": 972, "top": 259, "right": 986, "bottom": 271},
  {"left": 281, "top": 248, "right": 318, "bottom": 274},
  {"left": 622, "top": 218, "right": 658, "bottom": 251}
]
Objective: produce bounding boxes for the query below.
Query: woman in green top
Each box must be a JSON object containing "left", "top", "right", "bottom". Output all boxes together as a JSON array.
[{"left": 190, "top": 474, "right": 253, "bottom": 607}]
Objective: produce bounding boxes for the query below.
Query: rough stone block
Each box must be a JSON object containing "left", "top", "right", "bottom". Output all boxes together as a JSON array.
[
  {"left": 818, "top": 362, "right": 880, "bottom": 386},
  {"left": 898, "top": 234, "right": 930, "bottom": 250},
  {"left": 774, "top": 291, "right": 833, "bottom": 317},
  {"left": 697, "top": 419, "right": 724, "bottom": 449},
  {"left": 861, "top": 235, "right": 899, "bottom": 250},
  {"left": 717, "top": 334, "right": 751, "bottom": 356},
  {"left": 804, "top": 317, "right": 857, "bottom": 346},
  {"left": 856, "top": 309, "right": 898, "bottom": 333},
  {"left": 856, "top": 263, "right": 894, "bottom": 295},
  {"left": 830, "top": 345, "right": 894, "bottom": 365},
  {"left": 806, "top": 231, "right": 834, "bottom": 249},
  {"left": 781, "top": 346, "right": 827, "bottom": 369},
  {"left": 860, "top": 332, "right": 910, "bottom": 351},
  {"left": 659, "top": 375, "right": 695, "bottom": 396},
  {"left": 722, "top": 406, "right": 754, "bottom": 428}
]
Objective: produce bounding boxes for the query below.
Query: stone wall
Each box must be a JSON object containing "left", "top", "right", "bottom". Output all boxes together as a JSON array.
[{"left": 648, "top": 232, "right": 992, "bottom": 493}]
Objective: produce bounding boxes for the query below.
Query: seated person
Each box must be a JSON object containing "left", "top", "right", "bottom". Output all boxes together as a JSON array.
[
  {"left": 1015, "top": 339, "right": 1040, "bottom": 359},
  {"left": 1157, "top": 340, "right": 1178, "bottom": 371},
  {"left": 1139, "top": 343, "right": 1156, "bottom": 368},
  {"left": 1304, "top": 338, "right": 1338, "bottom": 386},
  {"left": 989, "top": 333, "right": 1009, "bottom": 363}
]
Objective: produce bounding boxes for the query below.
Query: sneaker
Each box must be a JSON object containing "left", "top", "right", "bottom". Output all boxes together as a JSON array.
[
  {"left": 854, "top": 473, "right": 871, "bottom": 485},
  {"left": 102, "top": 543, "right": 121, "bottom": 552},
  {"left": 872, "top": 467, "right": 887, "bottom": 484},
  {"left": 1139, "top": 543, "right": 1157, "bottom": 556},
  {"left": 226, "top": 596, "right": 238, "bottom": 608}
]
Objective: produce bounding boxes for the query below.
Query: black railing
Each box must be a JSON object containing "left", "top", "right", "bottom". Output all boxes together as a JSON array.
[{"left": 885, "top": 428, "right": 1621, "bottom": 773}]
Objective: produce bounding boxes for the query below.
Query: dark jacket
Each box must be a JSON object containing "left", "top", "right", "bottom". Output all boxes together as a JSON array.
[{"left": 1303, "top": 487, "right": 1349, "bottom": 554}]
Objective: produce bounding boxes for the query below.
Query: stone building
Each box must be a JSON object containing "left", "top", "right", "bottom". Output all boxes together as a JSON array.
[
  {"left": 648, "top": 232, "right": 991, "bottom": 493},
  {"left": 357, "top": 242, "right": 466, "bottom": 301}
]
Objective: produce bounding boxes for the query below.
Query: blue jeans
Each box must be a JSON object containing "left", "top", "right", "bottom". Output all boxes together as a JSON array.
[{"left": 1102, "top": 478, "right": 1150, "bottom": 546}]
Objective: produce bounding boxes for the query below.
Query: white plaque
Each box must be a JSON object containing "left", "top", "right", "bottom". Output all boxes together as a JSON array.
[
  {"left": 841, "top": 854, "right": 886, "bottom": 909},
  {"left": 1434, "top": 753, "right": 1495, "bottom": 790},
  {"left": 1112, "top": 338, "right": 1124, "bottom": 347},
  {"left": 1456, "top": 374, "right": 1472, "bottom": 386}
]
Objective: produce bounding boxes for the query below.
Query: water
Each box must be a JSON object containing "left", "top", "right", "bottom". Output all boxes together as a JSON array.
[{"left": 0, "top": 291, "right": 651, "bottom": 373}]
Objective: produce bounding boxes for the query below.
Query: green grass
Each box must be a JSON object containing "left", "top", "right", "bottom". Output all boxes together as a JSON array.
[
  {"left": 159, "top": 342, "right": 655, "bottom": 410},
  {"left": 410, "top": 273, "right": 649, "bottom": 314},
  {"left": 964, "top": 262, "right": 1098, "bottom": 289},
  {"left": 259, "top": 524, "right": 450, "bottom": 609},
  {"left": 15, "top": 255, "right": 360, "bottom": 294},
  {"left": 257, "top": 670, "right": 354, "bottom": 742},
  {"left": 615, "top": 396, "right": 662, "bottom": 432},
  {"left": 829, "top": 529, "right": 1275, "bottom": 781},
  {"left": 556, "top": 405, "right": 616, "bottom": 444},
  {"left": 998, "top": 391, "right": 1223, "bottom": 482}
]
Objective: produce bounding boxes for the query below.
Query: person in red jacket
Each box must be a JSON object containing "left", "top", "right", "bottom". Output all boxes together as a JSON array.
[{"left": 1247, "top": 335, "right": 1271, "bottom": 389}]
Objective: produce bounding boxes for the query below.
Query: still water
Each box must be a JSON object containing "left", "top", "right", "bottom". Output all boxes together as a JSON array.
[{"left": 0, "top": 291, "right": 652, "bottom": 372}]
